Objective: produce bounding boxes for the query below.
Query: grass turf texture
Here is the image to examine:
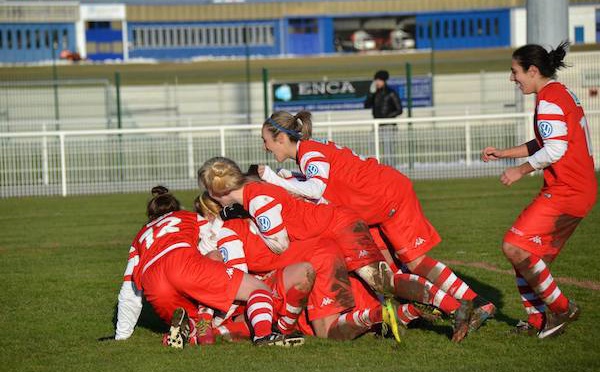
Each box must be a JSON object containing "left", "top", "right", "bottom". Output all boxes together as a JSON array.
[{"left": 1, "top": 175, "right": 599, "bottom": 372}]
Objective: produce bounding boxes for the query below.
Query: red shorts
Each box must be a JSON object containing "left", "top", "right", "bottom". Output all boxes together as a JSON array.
[
  {"left": 282, "top": 239, "right": 355, "bottom": 321},
  {"left": 328, "top": 208, "right": 385, "bottom": 271},
  {"left": 295, "top": 276, "right": 381, "bottom": 336},
  {"left": 378, "top": 187, "right": 441, "bottom": 263},
  {"left": 504, "top": 194, "right": 583, "bottom": 261},
  {"left": 142, "top": 248, "right": 244, "bottom": 324}
]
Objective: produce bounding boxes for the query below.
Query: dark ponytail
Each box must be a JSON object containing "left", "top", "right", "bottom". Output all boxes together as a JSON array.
[
  {"left": 146, "top": 185, "right": 180, "bottom": 222},
  {"left": 512, "top": 41, "right": 570, "bottom": 78}
]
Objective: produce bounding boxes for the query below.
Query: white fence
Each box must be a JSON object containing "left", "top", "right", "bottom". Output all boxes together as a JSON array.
[{"left": 1, "top": 112, "right": 599, "bottom": 197}]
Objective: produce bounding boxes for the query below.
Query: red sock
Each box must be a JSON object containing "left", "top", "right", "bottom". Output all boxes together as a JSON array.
[
  {"left": 215, "top": 321, "right": 251, "bottom": 341},
  {"left": 410, "top": 256, "right": 477, "bottom": 301},
  {"left": 514, "top": 256, "right": 569, "bottom": 314},
  {"left": 396, "top": 304, "right": 421, "bottom": 326},
  {"left": 247, "top": 289, "right": 274, "bottom": 340},
  {"left": 393, "top": 273, "right": 461, "bottom": 314},
  {"left": 277, "top": 286, "right": 310, "bottom": 334},
  {"left": 514, "top": 269, "right": 546, "bottom": 329},
  {"left": 336, "top": 307, "right": 382, "bottom": 328}
]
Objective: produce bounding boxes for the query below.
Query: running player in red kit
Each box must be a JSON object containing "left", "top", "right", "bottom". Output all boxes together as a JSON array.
[
  {"left": 256, "top": 111, "right": 494, "bottom": 339},
  {"left": 112, "top": 186, "right": 295, "bottom": 348},
  {"left": 482, "top": 42, "right": 596, "bottom": 338}
]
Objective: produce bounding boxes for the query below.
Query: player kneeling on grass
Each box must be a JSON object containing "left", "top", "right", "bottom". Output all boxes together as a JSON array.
[
  {"left": 482, "top": 42, "right": 596, "bottom": 338},
  {"left": 111, "top": 186, "right": 298, "bottom": 348}
]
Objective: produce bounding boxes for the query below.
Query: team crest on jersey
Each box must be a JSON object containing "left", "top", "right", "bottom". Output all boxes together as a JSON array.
[
  {"left": 538, "top": 121, "right": 553, "bottom": 138},
  {"left": 256, "top": 216, "right": 271, "bottom": 232},
  {"left": 306, "top": 164, "right": 319, "bottom": 178},
  {"left": 219, "top": 247, "right": 228, "bottom": 262}
]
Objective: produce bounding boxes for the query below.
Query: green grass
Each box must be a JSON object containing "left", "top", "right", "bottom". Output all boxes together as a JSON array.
[{"left": 1, "top": 175, "right": 599, "bottom": 372}]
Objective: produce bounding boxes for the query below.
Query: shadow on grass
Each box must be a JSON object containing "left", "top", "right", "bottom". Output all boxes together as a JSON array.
[{"left": 110, "top": 298, "right": 168, "bottom": 335}]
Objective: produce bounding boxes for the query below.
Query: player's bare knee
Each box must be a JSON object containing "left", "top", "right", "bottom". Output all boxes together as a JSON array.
[
  {"left": 405, "top": 254, "right": 425, "bottom": 272},
  {"left": 502, "top": 241, "right": 529, "bottom": 264}
]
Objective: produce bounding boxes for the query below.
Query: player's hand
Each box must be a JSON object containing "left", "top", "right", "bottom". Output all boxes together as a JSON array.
[
  {"left": 369, "top": 81, "right": 377, "bottom": 94},
  {"left": 481, "top": 147, "right": 501, "bottom": 162},
  {"left": 500, "top": 166, "right": 523, "bottom": 186}
]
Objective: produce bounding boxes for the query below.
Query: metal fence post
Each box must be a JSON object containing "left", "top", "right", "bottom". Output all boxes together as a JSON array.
[
  {"left": 187, "top": 119, "right": 195, "bottom": 179},
  {"left": 262, "top": 68, "right": 269, "bottom": 120},
  {"left": 59, "top": 133, "right": 67, "bottom": 197},
  {"left": 42, "top": 122, "right": 49, "bottom": 185},
  {"left": 406, "top": 62, "right": 414, "bottom": 170},
  {"left": 465, "top": 121, "right": 472, "bottom": 166},
  {"left": 220, "top": 127, "right": 226, "bottom": 156}
]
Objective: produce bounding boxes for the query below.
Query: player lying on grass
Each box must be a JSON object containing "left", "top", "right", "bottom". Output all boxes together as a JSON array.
[
  {"left": 198, "top": 157, "right": 474, "bottom": 342},
  {"left": 482, "top": 42, "right": 596, "bottom": 338},
  {"left": 256, "top": 110, "right": 496, "bottom": 339},
  {"left": 111, "top": 186, "right": 300, "bottom": 348}
]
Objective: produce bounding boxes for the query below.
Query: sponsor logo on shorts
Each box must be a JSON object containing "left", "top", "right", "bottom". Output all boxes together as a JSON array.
[
  {"left": 358, "top": 250, "right": 369, "bottom": 258},
  {"left": 543, "top": 193, "right": 552, "bottom": 199},
  {"left": 414, "top": 237, "right": 425, "bottom": 247},
  {"left": 529, "top": 236, "right": 543, "bottom": 245},
  {"left": 321, "top": 297, "right": 334, "bottom": 306},
  {"left": 538, "top": 121, "right": 553, "bottom": 138},
  {"left": 510, "top": 227, "right": 524, "bottom": 236},
  {"left": 256, "top": 216, "right": 271, "bottom": 232}
]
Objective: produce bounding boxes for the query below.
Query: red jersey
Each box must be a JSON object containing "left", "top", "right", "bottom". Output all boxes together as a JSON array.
[
  {"left": 533, "top": 82, "right": 597, "bottom": 216},
  {"left": 242, "top": 181, "right": 336, "bottom": 245},
  {"left": 296, "top": 139, "right": 413, "bottom": 225},
  {"left": 124, "top": 210, "right": 209, "bottom": 290}
]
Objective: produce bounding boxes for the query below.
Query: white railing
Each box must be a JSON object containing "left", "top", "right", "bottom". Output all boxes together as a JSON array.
[{"left": 1, "top": 112, "right": 599, "bottom": 197}]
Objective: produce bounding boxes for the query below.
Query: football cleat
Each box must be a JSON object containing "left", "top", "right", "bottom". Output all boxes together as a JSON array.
[
  {"left": 166, "top": 307, "right": 190, "bottom": 349},
  {"left": 508, "top": 320, "right": 538, "bottom": 336},
  {"left": 537, "top": 301, "right": 580, "bottom": 339},
  {"left": 254, "top": 331, "right": 304, "bottom": 347},
  {"left": 469, "top": 300, "right": 496, "bottom": 332},
  {"left": 451, "top": 300, "right": 473, "bottom": 343},
  {"left": 195, "top": 319, "right": 216, "bottom": 345},
  {"left": 382, "top": 298, "right": 402, "bottom": 344}
]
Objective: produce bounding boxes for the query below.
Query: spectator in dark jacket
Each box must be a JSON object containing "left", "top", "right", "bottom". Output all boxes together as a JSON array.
[
  {"left": 364, "top": 70, "right": 403, "bottom": 167},
  {"left": 364, "top": 70, "right": 403, "bottom": 119}
]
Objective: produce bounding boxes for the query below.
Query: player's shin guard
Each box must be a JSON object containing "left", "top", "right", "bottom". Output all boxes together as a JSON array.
[
  {"left": 393, "top": 273, "right": 461, "bottom": 314},
  {"left": 410, "top": 256, "right": 477, "bottom": 301},
  {"left": 514, "top": 269, "right": 546, "bottom": 330},
  {"left": 514, "top": 256, "right": 569, "bottom": 314},
  {"left": 277, "top": 286, "right": 310, "bottom": 335},
  {"left": 327, "top": 307, "right": 382, "bottom": 340},
  {"left": 247, "top": 289, "right": 275, "bottom": 341}
]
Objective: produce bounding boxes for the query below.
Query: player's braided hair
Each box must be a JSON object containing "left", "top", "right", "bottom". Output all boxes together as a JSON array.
[
  {"left": 147, "top": 185, "right": 181, "bottom": 222},
  {"left": 197, "top": 156, "right": 246, "bottom": 197},
  {"left": 263, "top": 110, "right": 313, "bottom": 142},
  {"left": 512, "top": 41, "right": 570, "bottom": 79}
]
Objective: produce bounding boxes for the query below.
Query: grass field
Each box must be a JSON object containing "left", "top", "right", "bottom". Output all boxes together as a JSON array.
[{"left": 1, "top": 175, "right": 599, "bottom": 372}]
